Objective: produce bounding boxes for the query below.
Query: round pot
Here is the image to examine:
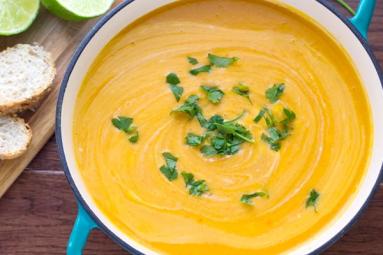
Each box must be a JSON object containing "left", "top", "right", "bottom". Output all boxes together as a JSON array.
[{"left": 56, "top": 0, "right": 383, "bottom": 254}]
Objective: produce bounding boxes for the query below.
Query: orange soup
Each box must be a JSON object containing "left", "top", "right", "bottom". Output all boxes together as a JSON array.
[{"left": 73, "top": 0, "right": 372, "bottom": 254}]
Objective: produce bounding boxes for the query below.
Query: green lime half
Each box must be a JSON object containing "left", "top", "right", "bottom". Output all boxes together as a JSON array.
[
  {"left": 41, "top": 0, "right": 115, "bottom": 21},
  {"left": 0, "top": 0, "right": 40, "bottom": 36}
]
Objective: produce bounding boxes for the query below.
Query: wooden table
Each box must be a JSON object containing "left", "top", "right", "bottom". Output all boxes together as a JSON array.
[{"left": 0, "top": 1, "right": 382, "bottom": 254}]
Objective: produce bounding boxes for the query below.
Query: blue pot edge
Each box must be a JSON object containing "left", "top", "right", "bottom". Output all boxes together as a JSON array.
[{"left": 55, "top": 0, "right": 383, "bottom": 255}]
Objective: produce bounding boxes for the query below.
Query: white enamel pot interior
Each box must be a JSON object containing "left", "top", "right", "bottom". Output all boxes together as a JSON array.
[{"left": 56, "top": 0, "right": 383, "bottom": 254}]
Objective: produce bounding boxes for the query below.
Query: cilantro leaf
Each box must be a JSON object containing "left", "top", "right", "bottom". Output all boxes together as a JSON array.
[
  {"left": 254, "top": 108, "right": 267, "bottom": 123},
  {"left": 112, "top": 116, "right": 133, "bottom": 133},
  {"left": 211, "top": 136, "right": 226, "bottom": 151},
  {"left": 261, "top": 133, "right": 281, "bottom": 151},
  {"left": 189, "top": 180, "right": 209, "bottom": 196},
  {"left": 166, "top": 73, "right": 180, "bottom": 85},
  {"left": 261, "top": 127, "right": 288, "bottom": 151},
  {"left": 162, "top": 152, "right": 178, "bottom": 169},
  {"left": 281, "top": 108, "right": 296, "bottom": 127},
  {"left": 254, "top": 107, "right": 277, "bottom": 127},
  {"left": 266, "top": 83, "right": 285, "bottom": 103},
  {"left": 201, "top": 85, "right": 225, "bottom": 104},
  {"left": 112, "top": 116, "right": 139, "bottom": 144},
  {"left": 172, "top": 95, "right": 201, "bottom": 118},
  {"left": 187, "top": 56, "right": 199, "bottom": 65},
  {"left": 196, "top": 111, "right": 209, "bottom": 128},
  {"left": 208, "top": 53, "right": 239, "bottom": 68},
  {"left": 181, "top": 172, "right": 209, "bottom": 196},
  {"left": 232, "top": 84, "right": 252, "bottom": 103},
  {"left": 306, "top": 189, "right": 320, "bottom": 212},
  {"left": 196, "top": 112, "right": 253, "bottom": 157},
  {"left": 172, "top": 95, "right": 209, "bottom": 129},
  {"left": 264, "top": 109, "right": 276, "bottom": 128},
  {"left": 181, "top": 172, "right": 194, "bottom": 185},
  {"left": 166, "top": 73, "right": 183, "bottom": 102},
  {"left": 128, "top": 132, "right": 139, "bottom": 143},
  {"left": 200, "top": 145, "right": 218, "bottom": 156},
  {"left": 190, "top": 65, "right": 212, "bottom": 76},
  {"left": 240, "top": 191, "right": 269, "bottom": 205},
  {"left": 160, "top": 166, "right": 178, "bottom": 181},
  {"left": 159, "top": 152, "right": 179, "bottom": 181},
  {"left": 258, "top": 107, "right": 295, "bottom": 151},
  {"left": 227, "top": 110, "right": 246, "bottom": 123},
  {"left": 169, "top": 84, "right": 184, "bottom": 102},
  {"left": 206, "top": 115, "right": 224, "bottom": 131},
  {"left": 174, "top": 97, "right": 253, "bottom": 157},
  {"left": 215, "top": 122, "right": 254, "bottom": 143},
  {"left": 185, "top": 133, "right": 204, "bottom": 147}
]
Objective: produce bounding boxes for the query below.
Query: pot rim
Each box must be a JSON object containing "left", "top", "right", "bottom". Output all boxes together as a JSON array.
[{"left": 55, "top": 1, "right": 383, "bottom": 254}]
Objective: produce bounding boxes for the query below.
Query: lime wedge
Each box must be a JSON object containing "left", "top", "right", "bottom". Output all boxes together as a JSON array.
[
  {"left": 41, "top": 0, "right": 114, "bottom": 21},
  {"left": 0, "top": 0, "right": 40, "bottom": 36}
]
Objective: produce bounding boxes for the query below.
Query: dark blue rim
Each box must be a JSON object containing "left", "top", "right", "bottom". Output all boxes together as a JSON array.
[{"left": 55, "top": 0, "right": 383, "bottom": 254}]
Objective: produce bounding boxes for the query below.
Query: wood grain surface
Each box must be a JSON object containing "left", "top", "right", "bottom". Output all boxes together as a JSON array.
[{"left": 0, "top": 0, "right": 382, "bottom": 254}]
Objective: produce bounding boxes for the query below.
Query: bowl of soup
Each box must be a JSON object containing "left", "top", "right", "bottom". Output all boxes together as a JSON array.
[{"left": 57, "top": 0, "right": 383, "bottom": 254}]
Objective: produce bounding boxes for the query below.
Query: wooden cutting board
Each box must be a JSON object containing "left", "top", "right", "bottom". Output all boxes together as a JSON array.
[{"left": 0, "top": 2, "right": 122, "bottom": 198}]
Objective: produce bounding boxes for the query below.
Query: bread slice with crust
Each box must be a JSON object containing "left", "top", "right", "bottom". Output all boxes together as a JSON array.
[
  {"left": 0, "top": 116, "right": 32, "bottom": 160},
  {"left": 0, "top": 44, "right": 56, "bottom": 115}
]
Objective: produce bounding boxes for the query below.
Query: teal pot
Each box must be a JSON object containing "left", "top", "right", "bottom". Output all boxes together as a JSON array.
[{"left": 56, "top": 0, "right": 383, "bottom": 254}]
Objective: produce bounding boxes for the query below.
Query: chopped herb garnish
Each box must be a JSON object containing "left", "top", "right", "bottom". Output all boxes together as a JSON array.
[
  {"left": 111, "top": 116, "right": 139, "bottom": 144},
  {"left": 166, "top": 73, "right": 180, "bottom": 85},
  {"left": 200, "top": 145, "right": 218, "bottom": 156},
  {"left": 265, "top": 83, "right": 285, "bottom": 103},
  {"left": 240, "top": 191, "right": 269, "bottom": 205},
  {"left": 185, "top": 133, "right": 205, "bottom": 147},
  {"left": 166, "top": 73, "right": 183, "bottom": 102},
  {"left": 187, "top": 56, "right": 199, "bottom": 65},
  {"left": 306, "top": 189, "right": 320, "bottom": 212},
  {"left": 177, "top": 110, "right": 253, "bottom": 157},
  {"left": 181, "top": 172, "right": 209, "bottom": 196},
  {"left": 112, "top": 116, "right": 134, "bottom": 133},
  {"left": 163, "top": 152, "right": 177, "bottom": 169},
  {"left": 196, "top": 111, "right": 209, "bottom": 128},
  {"left": 129, "top": 132, "right": 139, "bottom": 143},
  {"left": 254, "top": 108, "right": 267, "bottom": 123},
  {"left": 256, "top": 106, "right": 295, "bottom": 151},
  {"left": 160, "top": 166, "right": 177, "bottom": 181},
  {"left": 172, "top": 95, "right": 201, "bottom": 118},
  {"left": 173, "top": 96, "right": 252, "bottom": 157},
  {"left": 261, "top": 127, "right": 288, "bottom": 151},
  {"left": 233, "top": 84, "right": 252, "bottom": 103},
  {"left": 159, "top": 152, "right": 178, "bottom": 181},
  {"left": 281, "top": 108, "right": 296, "bottom": 127},
  {"left": 190, "top": 65, "right": 212, "bottom": 76},
  {"left": 208, "top": 53, "right": 239, "bottom": 68},
  {"left": 199, "top": 114, "right": 253, "bottom": 157},
  {"left": 200, "top": 85, "right": 225, "bottom": 104},
  {"left": 227, "top": 110, "right": 246, "bottom": 123},
  {"left": 206, "top": 114, "right": 224, "bottom": 130},
  {"left": 169, "top": 85, "right": 183, "bottom": 102},
  {"left": 172, "top": 95, "right": 209, "bottom": 128},
  {"left": 263, "top": 109, "right": 277, "bottom": 128},
  {"left": 215, "top": 122, "right": 254, "bottom": 143}
]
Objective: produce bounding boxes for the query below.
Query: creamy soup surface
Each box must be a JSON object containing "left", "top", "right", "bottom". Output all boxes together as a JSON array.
[{"left": 73, "top": 0, "right": 373, "bottom": 254}]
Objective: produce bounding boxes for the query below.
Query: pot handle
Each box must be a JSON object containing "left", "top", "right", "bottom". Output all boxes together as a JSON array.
[
  {"left": 350, "top": 0, "right": 376, "bottom": 39},
  {"left": 67, "top": 202, "right": 98, "bottom": 255}
]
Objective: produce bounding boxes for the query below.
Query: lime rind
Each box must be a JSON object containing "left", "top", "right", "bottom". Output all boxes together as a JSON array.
[
  {"left": 41, "top": 0, "right": 114, "bottom": 21},
  {"left": 0, "top": 0, "right": 40, "bottom": 36}
]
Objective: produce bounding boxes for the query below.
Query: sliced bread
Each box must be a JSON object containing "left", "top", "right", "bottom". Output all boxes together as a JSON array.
[
  {"left": 0, "top": 116, "right": 32, "bottom": 160},
  {"left": 0, "top": 44, "right": 56, "bottom": 115}
]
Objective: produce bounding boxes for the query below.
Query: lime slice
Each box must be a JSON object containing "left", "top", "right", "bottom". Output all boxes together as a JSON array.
[
  {"left": 41, "top": 0, "right": 114, "bottom": 21},
  {"left": 0, "top": 0, "right": 40, "bottom": 36}
]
